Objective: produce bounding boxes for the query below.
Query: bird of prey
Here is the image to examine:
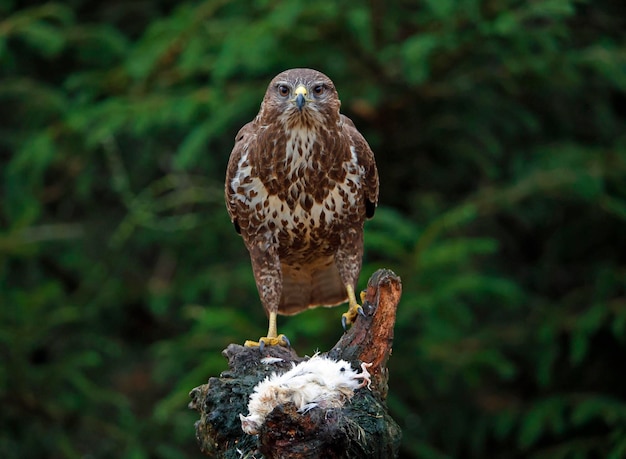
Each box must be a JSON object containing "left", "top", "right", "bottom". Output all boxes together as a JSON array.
[{"left": 225, "top": 68, "right": 379, "bottom": 347}]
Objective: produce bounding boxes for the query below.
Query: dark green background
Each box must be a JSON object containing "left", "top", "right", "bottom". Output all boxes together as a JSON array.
[{"left": 2, "top": 0, "right": 626, "bottom": 457}]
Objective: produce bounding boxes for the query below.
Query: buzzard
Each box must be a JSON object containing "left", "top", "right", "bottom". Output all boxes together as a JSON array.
[{"left": 225, "top": 68, "right": 379, "bottom": 347}]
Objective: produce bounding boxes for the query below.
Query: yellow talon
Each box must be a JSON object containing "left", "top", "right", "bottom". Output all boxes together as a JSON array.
[
  {"left": 341, "top": 284, "right": 366, "bottom": 329},
  {"left": 244, "top": 334, "right": 290, "bottom": 349},
  {"left": 244, "top": 311, "right": 290, "bottom": 348}
]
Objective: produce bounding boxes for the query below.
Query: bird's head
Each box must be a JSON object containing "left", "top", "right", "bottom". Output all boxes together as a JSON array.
[{"left": 258, "top": 68, "right": 341, "bottom": 129}]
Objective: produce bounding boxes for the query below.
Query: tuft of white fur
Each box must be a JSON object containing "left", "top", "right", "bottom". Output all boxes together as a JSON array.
[{"left": 239, "top": 354, "right": 372, "bottom": 435}]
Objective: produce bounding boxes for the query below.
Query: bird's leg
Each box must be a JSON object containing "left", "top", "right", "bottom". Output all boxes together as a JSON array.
[
  {"left": 244, "top": 311, "right": 290, "bottom": 349},
  {"left": 267, "top": 310, "right": 278, "bottom": 338},
  {"left": 355, "top": 362, "right": 373, "bottom": 389},
  {"left": 341, "top": 284, "right": 367, "bottom": 329},
  {"left": 336, "top": 228, "right": 366, "bottom": 329},
  {"left": 244, "top": 241, "right": 290, "bottom": 348}
]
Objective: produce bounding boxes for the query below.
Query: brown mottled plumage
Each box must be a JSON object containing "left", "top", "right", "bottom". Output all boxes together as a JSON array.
[{"left": 225, "top": 68, "right": 378, "bottom": 346}]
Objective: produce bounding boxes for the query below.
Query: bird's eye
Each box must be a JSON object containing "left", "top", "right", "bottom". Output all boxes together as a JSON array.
[
  {"left": 278, "top": 84, "right": 290, "bottom": 97},
  {"left": 313, "top": 85, "right": 324, "bottom": 95}
]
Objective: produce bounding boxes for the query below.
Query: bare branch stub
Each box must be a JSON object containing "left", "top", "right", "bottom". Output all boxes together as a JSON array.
[{"left": 328, "top": 268, "right": 402, "bottom": 400}]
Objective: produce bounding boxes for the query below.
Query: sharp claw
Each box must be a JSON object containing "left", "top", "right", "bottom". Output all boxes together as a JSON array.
[
  {"left": 341, "top": 315, "right": 348, "bottom": 331},
  {"left": 249, "top": 335, "right": 290, "bottom": 349},
  {"left": 357, "top": 305, "right": 366, "bottom": 317}
]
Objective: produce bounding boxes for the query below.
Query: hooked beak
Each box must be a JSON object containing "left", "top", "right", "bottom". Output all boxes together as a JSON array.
[{"left": 294, "top": 85, "right": 307, "bottom": 111}]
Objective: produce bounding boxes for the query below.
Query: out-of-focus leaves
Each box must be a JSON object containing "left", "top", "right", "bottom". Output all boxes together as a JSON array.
[{"left": 1, "top": 0, "right": 626, "bottom": 458}]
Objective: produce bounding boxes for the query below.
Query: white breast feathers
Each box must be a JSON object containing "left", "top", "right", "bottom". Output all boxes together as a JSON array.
[{"left": 239, "top": 354, "right": 372, "bottom": 435}]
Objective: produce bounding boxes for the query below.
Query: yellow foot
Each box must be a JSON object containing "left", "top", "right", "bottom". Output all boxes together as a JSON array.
[
  {"left": 244, "top": 334, "right": 290, "bottom": 350},
  {"left": 341, "top": 286, "right": 367, "bottom": 330},
  {"left": 341, "top": 306, "right": 366, "bottom": 329}
]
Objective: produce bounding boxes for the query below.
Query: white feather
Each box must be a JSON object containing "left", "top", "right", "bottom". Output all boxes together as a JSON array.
[{"left": 239, "top": 354, "right": 371, "bottom": 435}]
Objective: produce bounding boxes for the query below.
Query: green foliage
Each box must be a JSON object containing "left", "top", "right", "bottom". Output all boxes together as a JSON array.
[{"left": 2, "top": 0, "right": 626, "bottom": 457}]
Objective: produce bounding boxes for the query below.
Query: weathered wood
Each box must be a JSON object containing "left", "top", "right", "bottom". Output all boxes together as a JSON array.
[{"left": 189, "top": 269, "right": 402, "bottom": 458}]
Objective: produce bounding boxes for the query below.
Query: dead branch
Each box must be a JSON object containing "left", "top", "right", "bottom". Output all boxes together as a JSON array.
[{"left": 188, "top": 268, "right": 402, "bottom": 458}]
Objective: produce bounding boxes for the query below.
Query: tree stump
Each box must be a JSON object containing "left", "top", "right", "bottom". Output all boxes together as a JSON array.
[{"left": 188, "top": 269, "right": 402, "bottom": 458}]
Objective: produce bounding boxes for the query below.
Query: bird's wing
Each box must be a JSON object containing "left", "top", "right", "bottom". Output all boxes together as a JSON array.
[
  {"left": 225, "top": 121, "right": 256, "bottom": 234},
  {"left": 341, "top": 114, "right": 379, "bottom": 218}
]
